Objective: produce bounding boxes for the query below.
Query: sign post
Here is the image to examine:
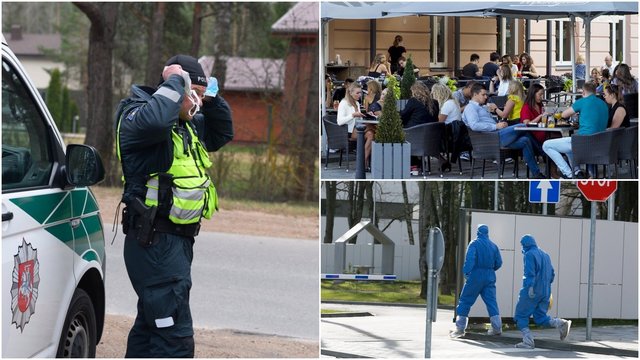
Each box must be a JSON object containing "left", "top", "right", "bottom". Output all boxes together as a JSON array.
[
  {"left": 425, "top": 227, "right": 444, "bottom": 358},
  {"left": 576, "top": 180, "right": 617, "bottom": 341}
]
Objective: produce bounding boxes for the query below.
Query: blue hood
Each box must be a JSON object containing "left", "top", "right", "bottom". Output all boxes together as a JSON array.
[
  {"left": 477, "top": 224, "right": 489, "bottom": 239},
  {"left": 521, "top": 234, "right": 537, "bottom": 252}
]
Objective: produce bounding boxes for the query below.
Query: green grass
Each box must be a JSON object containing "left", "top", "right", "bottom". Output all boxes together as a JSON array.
[
  {"left": 222, "top": 198, "right": 317, "bottom": 217},
  {"left": 321, "top": 280, "right": 455, "bottom": 306},
  {"left": 321, "top": 309, "right": 349, "bottom": 315}
]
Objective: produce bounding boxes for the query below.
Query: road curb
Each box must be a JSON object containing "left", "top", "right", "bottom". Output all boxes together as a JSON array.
[
  {"left": 463, "top": 332, "right": 638, "bottom": 357},
  {"left": 321, "top": 349, "right": 373, "bottom": 358},
  {"left": 322, "top": 312, "right": 373, "bottom": 318},
  {"left": 321, "top": 300, "right": 455, "bottom": 310}
]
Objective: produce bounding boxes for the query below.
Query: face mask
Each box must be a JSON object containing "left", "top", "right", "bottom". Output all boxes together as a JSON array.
[{"left": 187, "top": 89, "right": 201, "bottom": 117}]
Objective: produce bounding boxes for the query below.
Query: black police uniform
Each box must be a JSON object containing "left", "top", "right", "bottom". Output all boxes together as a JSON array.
[{"left": 114, "top": 72, "right": 233, "bottom": 357}]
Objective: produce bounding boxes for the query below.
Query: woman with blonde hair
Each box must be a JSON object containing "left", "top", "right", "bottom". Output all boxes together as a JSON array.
[
  {"left": 363, "top": 80, "right": 382, "bottom": 112},
  {"left": 431, "top": 83, "right": 461, "bottom": 124},
  {"left": 368, "top": 53, "right": 389, "bottom": 78},
  {"left": 400, "top": 82, "right": 439, "bottom": 128},
  {"left": 337, "top": 83, "right": 375, "bottom": 168},
  {"left": 575, "top": 54, "right": 586, "bottom": 80},
  {"left": 489, "top": 80, "right": 525, "bottom": 120}
]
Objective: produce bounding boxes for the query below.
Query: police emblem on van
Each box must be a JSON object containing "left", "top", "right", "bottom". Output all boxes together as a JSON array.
[{"left": 10, "top": 239, "right": 40, "bottom": 332}]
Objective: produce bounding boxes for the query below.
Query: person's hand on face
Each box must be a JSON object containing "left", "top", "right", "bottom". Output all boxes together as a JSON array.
[
  {"left": 162, "top": 64, "right": 183, "bottom": 80},
  {"left": 179, "top": 85, "right": 206, "bottom": 121}
]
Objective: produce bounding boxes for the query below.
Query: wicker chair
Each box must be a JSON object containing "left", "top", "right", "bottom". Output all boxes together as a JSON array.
[
  {"left": 322, "top": 115, "right": 353, "bottom": 171},
  {"left": 572, "top": 127, "right": 625, "bottom": 178},
  {"left": 616, "top": 125, "right": 638, "bottom": 178},
  {"left": 404, "top": 122, "right": 446, "bottom": 178},
  {"left": 467, "top": 129, "right": 522, "bottom": 179}
]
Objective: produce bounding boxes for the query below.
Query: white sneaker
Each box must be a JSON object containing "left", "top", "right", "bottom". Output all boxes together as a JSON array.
[
  {"left": 460, "top": 152, "right": 470, "bottom": 161},
  {"left": 487, "top": 328, "right": 502, "bottom": 336},
  {"left": 559, "top": 319, "right": 571, "bottom": 341},
  {"left": 505, "top": 157, "right": 514, "bottom": 163},
  {"left": 515, "top": 341, "right": 535, "bottom": 349},
  {"left": 449, "top": 329, "right": 465, "bottom": 339}
]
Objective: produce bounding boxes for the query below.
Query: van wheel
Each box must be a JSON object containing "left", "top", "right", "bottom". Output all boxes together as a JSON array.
[{"left": 56, "top": 288, "right": 96, "bottom": 358}]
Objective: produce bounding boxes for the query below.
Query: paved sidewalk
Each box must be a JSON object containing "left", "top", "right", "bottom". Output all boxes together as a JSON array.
[{"left": 321, "top": 303, "right": 638, "bottom": 358}]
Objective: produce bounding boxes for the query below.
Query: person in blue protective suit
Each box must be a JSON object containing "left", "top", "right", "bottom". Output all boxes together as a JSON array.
[
  {"left": 451, "top": 224, "right": 503, "bottom": 338},
  {"left": 513, "top": 234, "right": 571, "bottom": 349},
  {"left": 114, "top": 55, "right": 233, "bottom": 357}
]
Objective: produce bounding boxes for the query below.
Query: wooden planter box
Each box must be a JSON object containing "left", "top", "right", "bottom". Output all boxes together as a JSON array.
[{"left": 371, "top": 141, "right": 411, "bottom": 179}]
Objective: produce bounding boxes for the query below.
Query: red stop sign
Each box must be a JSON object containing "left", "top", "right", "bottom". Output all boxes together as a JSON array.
[{"left": 577, "top": 180, "right": 618, "bottom": 202}]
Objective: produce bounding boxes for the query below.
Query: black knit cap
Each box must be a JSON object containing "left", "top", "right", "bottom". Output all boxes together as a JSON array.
[{"left": 164, "top": 54, "right": 207, "bottom": 87}]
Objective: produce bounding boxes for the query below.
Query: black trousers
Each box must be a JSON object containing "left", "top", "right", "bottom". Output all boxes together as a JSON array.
[{"left": 123, "top": 229, "right": 195, "bottom": 358}]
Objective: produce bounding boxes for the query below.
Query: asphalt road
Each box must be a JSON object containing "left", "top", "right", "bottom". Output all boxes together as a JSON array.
[{"left": 104, "top": 225, "right": 319, "bottom": 340}]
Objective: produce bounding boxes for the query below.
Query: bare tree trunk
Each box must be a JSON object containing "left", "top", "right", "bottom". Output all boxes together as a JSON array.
[
  {"left": 324, "top": 181, "right": 337, "bottom": 244},
  {"left": 190, "top": 3, "right": 202, "bottom": 56},
  {"left": 74, "top": 2, "right": 119, "bottom": 186},
  {"left": 145, "top": 3, "right": 166, "bottom": 86},
  {"left": 418, "top": 182, "right": 431, "bottom": 298},
  {"left": 213, "top": 3, "right": 233, "bottom": 90},
  {"left": 402, "top": 182, "right": 415, "bottom": 245}
]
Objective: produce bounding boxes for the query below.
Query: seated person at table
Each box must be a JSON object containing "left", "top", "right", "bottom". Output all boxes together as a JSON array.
[
  {"left": 520, "top": 83, "right": 550, "bottom": 144},
  {"left": 332, "top": 78, "right": 354, "bottom": 104},
  {"left": 604, "top": 84, "right": 630, "bottom": 128},
  {"left": 400, "top": 82, "right": 439, "bottom": 128},
  {"left": 454, "top": 80, "right": 476, "bottom": 112},
  {"left": 462, "top": 53, "right": 482, "bottom": 79},
  {"left": 368, "top": 88, "right": 388, "bottom": 117},
  {"left": 363, "top": 80, "right": 382, "bottom": 113},
  {"left": 482, "top": 52, "right": 501, "bottom": 79},
  {"left": 395, "top": 56, "right": 420, "bottom": 77},
  {"left": 489, "top": 64, "right": 514, "bottom": 96},
  {"left": 542, "top": 82, "right": 608, "bottom": 179},
  {"left": 462, "top": 83, "right": 545, "bottom": 178},
  {"left": 368, "top": 54, "right": 390, "bottom": 78},
  {"left": 432, "top": 83, "right": 471, "bottom": 165},
  {"left": 611, "top": 63, "right": 639, "bottom": 96},
  {"left": 519, "top": 52, "right": 539, "bottom": 78},
  {"left": 489, "top": 80, "right": 524, "bottom": 121},
  {"left": 502, "top": 55, "right": 519, "bottom": 79},
  {"left": 337, "top": 83, "right": 374, "bottom": 167},
  {"left": 591, "top": 68, "right": 602, "bottom": 87},
  {"left": 596, "top": 69, "right": 611, "bottom": 93}
]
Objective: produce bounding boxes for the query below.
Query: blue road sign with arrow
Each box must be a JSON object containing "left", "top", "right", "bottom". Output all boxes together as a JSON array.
[{"left": 529, "top": 181, "right": 560, "bottom": 203}]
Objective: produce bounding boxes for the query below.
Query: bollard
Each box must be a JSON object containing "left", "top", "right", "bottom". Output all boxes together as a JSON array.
[{"left": 355, "top": 124, "right": 366, "bottom": 179}]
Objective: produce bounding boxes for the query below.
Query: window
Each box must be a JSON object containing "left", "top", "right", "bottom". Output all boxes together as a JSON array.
[
  {"left": 554, "top": 20, "right": 572, "bottom": 65},
  {"left": 610, "top": 18, "right": 624, "bottom": 64},
  {"left": 2, "top": 59, "right": 53, "bottom": 191},
  {"left": 430, "top": 16, "right": 446, "bottom": 67},
  {"left": 500, "top": 18, "right": 518, "bottom": 56}
]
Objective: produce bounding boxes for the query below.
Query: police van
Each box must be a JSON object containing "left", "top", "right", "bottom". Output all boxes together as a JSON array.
[{"left": 2, "top": 36, "right": 106, "bottom": 357}]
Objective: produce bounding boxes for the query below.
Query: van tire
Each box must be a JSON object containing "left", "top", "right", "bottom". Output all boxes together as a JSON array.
[{"left": 56, "top": 288, "right": 97, "bottom": 358}]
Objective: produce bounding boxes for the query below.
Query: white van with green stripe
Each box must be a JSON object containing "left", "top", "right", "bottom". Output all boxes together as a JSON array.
[{"left": 2, "top": 36, "right": 106, "bottom": 357}]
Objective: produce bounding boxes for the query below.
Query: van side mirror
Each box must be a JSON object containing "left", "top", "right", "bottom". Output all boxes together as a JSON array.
[{"left": 65, "top": 144, "right": 105, "bottom": 186}]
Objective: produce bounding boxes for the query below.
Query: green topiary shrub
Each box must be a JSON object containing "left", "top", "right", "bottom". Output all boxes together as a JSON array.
[
  {"left": 374, "top": 87, "right": 405, "bottom": 143},
  {"left": 386, "top": 75, "right": 401, "bottom": 100},
  {"left": 400, "top": 56, "right": 416, "bottom": 99}
]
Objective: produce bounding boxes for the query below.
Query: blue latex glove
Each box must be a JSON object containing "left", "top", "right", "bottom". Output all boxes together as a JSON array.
[
  {"left": 204, "top": 77, "right": 219, "bottom": 97},
  {"left": 528, "top": 287, "right": 535, "bottom": 299}
]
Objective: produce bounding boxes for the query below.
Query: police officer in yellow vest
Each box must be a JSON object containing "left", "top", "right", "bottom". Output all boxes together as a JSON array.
[{"left": 114, "top": 55, "right": 233, "bottom": 357}]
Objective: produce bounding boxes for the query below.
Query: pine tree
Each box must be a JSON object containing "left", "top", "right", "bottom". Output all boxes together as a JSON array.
[
  {"left": 400, "top": 56, "right": 416, "bottom": 99},
  {"left": 61, "top": 87, "right": 70, "bottom": 133},
  {"left": 374, "top": 87, "right": 405, "bottom": 143},
  {"left": 46, "top": 68, "right": 63, "bottom": 129}
]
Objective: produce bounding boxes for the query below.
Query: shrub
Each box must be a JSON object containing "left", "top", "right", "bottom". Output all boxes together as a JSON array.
[
  {"left": 400, "top": 56, "right": 416, "bottom": 99},
  {"left": 374, "top": 87, "right": 405, "bottom": 143}
]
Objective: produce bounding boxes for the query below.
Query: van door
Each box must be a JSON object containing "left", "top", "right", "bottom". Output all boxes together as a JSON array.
[{"left": 2, "top": 56, "right": 74, "bottom": 357}]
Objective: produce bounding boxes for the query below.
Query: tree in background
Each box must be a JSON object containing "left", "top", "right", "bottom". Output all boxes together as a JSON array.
[
  {"left": 400, "top": 56, "right": 416, "bottom": 100},
  {"left": 45, "top": 68, "right": 63, "bottom": 129},
  {"left": 74, "top": 2, "right": 120, "bottom": 185}
]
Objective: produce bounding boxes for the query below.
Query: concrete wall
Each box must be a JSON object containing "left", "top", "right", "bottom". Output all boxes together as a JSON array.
[{"left": 467, "top": 211, "right": 638, "bottom": 320}]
